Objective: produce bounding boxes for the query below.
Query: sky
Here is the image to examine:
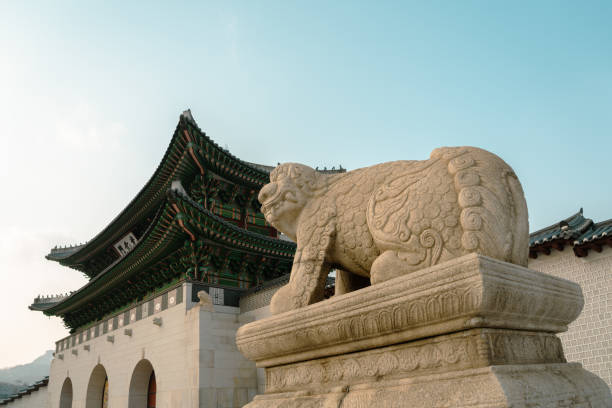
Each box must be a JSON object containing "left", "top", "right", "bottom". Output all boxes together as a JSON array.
[{"left": 1, "top": 1, "right": 611, "bottom": 368}]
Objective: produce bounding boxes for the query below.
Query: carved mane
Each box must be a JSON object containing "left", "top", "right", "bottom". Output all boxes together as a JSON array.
[{"left": 271, "top": 163, "right": 335, "bottom": 198}]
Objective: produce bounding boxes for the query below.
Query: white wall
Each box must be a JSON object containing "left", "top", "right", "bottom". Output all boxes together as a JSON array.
[
  {"left": 239, "top": 305, "right": 272, "bottom": 395},
  {"left": 47, "top": 283, "right": 258, "bottom": 408},
  {"left": 529, "top": 248, "right": 612, "bottom": 388}
]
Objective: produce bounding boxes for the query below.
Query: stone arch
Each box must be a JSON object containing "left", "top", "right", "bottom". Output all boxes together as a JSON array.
[
  {"left": 128, "top": 359, "right": 156, "bottom": 408},
  {"left": 85, "top": 364, "right": 108, "bottom": 408},
  {"left": 59, "top": 377, "right": 73, "bottom": 408}
]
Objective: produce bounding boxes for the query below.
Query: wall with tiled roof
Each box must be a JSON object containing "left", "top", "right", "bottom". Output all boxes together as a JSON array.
[
  {"left": 529, "top": 209, "right": 592, "bottom": 248},
  {"left": 0, "top": 377, "right": 48, "bottom": 406},
  {"left": 529, "top": 248, "right": 612, "bottom": 388},
  {"left": 530, "top": 209, "right": 612, "bottom": 259}
]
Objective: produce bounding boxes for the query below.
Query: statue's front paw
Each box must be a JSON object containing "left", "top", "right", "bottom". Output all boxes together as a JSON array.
[{"left": 270, "top": 284, "right": 297, "bottom": 315}]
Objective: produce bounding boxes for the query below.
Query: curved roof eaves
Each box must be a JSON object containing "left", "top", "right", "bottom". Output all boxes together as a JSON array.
[
  {"left": 46, "top": 110, "right": 272, "bottom": 268},
  {"left": 529, "top": 209, "right": 593, "bottom": 247},
  {"left": 43, "top": 201, "right": 183, "bottom": 316}
]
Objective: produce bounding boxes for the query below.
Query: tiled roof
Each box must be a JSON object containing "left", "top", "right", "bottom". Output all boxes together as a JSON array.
[
  {"left": 0, "top": 377, "right": 48, "bottom": 405},
  {"left": 574, "top": 218, "right": 612, "bottom": 245},
  {"left": 38, "top": 185, "right": 296, "bottom": 329},
  {"left": 529, "top": 209, "right": 592, "bottom": 247},
  {"left": 243, "top": 161, "right": 275, "bottom": 173},
  {"left": 47, "top": 244, "right": 84, "bottom": 259},
  {"left": 46, "top": 110, "right": 341, "bottom": 276},
  {"left": 46, "top": 110, "right": 271, "bottom": 271},
  {"left": 529, "top": 209, "right": 612, "bottom": 258}
]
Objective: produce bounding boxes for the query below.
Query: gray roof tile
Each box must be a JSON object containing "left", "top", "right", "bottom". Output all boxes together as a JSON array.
[{"left": 529, "top": 209, "right": 593, "bottom": 247}]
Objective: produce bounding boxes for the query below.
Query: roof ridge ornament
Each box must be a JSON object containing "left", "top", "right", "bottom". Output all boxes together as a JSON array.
[
  {"left": 170, "top": 180, "right": 187, "bottom": 196},
  {"left": 181, "top": 109, "right": 195, "bottom": 124}
]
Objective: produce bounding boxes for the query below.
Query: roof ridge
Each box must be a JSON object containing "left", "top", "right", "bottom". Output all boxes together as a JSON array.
[
  {"left": 574, "top": 217, "right": 612, "bottom": 245},
  {"left": 591, "top": 217, "right": 612, "bottom": 228},
  {"left": 529, "top": 208, "right": 585, "bottom": 237},
  {"left": 46, "top": 110, "right": 272, "bottom": 270},
  {"left": 182, "top": 110, "right": 271, "bottom": 180}
]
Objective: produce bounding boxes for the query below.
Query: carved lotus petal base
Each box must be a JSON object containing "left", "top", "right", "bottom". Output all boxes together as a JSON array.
[{"left": 245, "top": 363, "right": 612, "bottom": 408}]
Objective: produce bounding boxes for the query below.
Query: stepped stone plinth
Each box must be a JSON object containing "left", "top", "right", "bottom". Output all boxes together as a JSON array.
[{"left": 237, "top": 254, "right": 612, "bottom": 407}]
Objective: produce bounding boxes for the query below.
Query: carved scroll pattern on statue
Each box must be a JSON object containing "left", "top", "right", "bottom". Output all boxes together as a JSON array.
[
  {"left": 367, "top": 158, "right": 460, "bottom": 267},
  {"left": 333, "top": 166, "right": 388, "bottom": 272},
  {"left": 368, "top": 148, "right": 528, "bottom": 272},
  {"left": 266, "top": 331, "right": 565, "bottom": 393}
]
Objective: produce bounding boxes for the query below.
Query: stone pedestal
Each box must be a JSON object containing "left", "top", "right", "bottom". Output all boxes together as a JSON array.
[{"left": 237, "top": 254, "right": 612, "bottom": 407}]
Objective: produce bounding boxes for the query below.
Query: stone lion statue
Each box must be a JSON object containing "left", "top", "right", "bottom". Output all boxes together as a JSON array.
[{"left": 258, "top": 147, "right": 529, "bottom": 314}]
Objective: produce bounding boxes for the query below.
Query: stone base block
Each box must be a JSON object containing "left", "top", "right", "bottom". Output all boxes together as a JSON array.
[
  {"left": 237, "top": 254, "right": 584, "bottom": 368},
  {"left": 237, "top": 255, "right": 612, "bottom": 407},
  {"left": 262, "top": 329, "right": 568, "bottom": 395},
  {"left": 246, "top": 363, "right": 612, "bottom": 407}
]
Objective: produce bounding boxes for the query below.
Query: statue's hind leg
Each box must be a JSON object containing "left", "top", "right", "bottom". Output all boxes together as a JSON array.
[
  {"left": 370, "top": 228, "right": 446, "bottom": 284},
  {"left": 370, "top": 248, "right": 428, "bottom": 285}
]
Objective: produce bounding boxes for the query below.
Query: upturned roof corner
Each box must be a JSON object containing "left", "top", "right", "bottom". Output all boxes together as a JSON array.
[
  {"left": 45, "top": 111, "right": 272, "bottom": 277},
  {"left": 37, "top": 111, "right": 295, "bottom": 331}
]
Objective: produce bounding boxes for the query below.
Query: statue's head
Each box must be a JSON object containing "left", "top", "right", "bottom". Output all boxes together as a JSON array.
[{"left": 258, "top": 163, "right": 324, "bottom": 241}]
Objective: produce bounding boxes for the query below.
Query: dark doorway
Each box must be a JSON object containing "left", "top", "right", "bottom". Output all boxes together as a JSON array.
[{"left": 147, "top": 372, "right": 156, "bottom": 408}]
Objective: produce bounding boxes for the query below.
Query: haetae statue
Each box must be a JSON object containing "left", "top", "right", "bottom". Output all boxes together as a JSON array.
[
  {"left": 258, "top": 146, "right": 529, "bottom": 314},
  {"left": 242, "top": 146, "right": 611, "bottom": 407}
]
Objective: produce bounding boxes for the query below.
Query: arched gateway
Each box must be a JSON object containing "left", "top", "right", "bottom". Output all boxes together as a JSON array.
[
  {"left": 59, "top": 377, "right": 73, "bottom": 408},
  {"left": 129, "top": 359, "right": 156, "bottom": 408},
  {"left": 85, "top": 364, "right": 108, "bottom": 408}
]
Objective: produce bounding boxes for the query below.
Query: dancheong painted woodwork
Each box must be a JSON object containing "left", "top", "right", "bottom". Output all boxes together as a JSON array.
[{"left": 35, "top": 110, "right": 302, "bottom": 331}]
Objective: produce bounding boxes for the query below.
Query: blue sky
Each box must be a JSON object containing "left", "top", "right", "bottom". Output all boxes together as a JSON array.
[{"left": 1, "top": 1, "right": 611, "bottom": 367}]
